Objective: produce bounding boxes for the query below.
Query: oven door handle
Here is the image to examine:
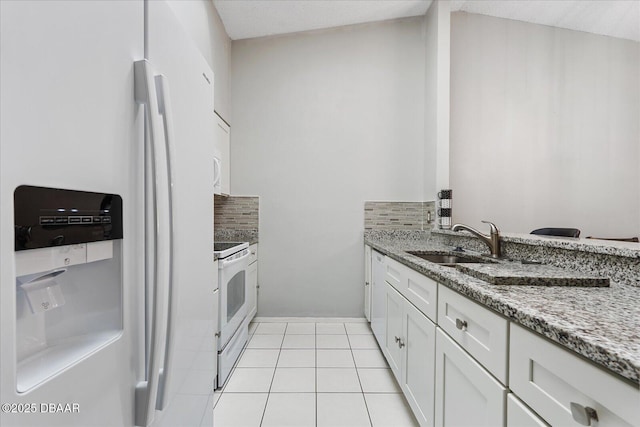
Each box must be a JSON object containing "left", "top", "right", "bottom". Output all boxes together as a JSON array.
[{"left": 220, "top": 251, "right": 250, "bottom": 268}]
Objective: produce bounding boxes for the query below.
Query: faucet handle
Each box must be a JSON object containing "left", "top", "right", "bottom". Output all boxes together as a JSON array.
[{"left": 481, "top": 220, "right": 500, "bottom": 234}]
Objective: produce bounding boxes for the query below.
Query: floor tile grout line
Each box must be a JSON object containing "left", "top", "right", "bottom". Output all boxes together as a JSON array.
[
  {"left": 346, "top": 326, "right": 375, "bottom": 427},
  {"left": 259, "top": 322, "right": 286, "bottom": 427}
]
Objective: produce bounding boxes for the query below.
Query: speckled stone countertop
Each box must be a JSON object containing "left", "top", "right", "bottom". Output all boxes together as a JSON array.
[
  {"left": 214, "top": 230, "right": 259, "bottom": 245},
  {"left": 364, "top": 231, "right": 640, "bottom": 384}
]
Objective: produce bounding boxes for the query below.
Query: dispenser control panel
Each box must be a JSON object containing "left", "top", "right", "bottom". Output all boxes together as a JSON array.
[{"left": 14, "top": 185, "right": 123, "bottom": 251}]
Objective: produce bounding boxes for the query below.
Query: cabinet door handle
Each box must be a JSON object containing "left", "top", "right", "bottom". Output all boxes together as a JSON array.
[
  {"left": 570, "top": 403, "right": 598, "bottom": 426},
  {"left": 394, "top": 336, "right": 401, "bottom": 343},
  {"left": 398, "top": 339, "right": 405, "bottom": 349},
  {"left": 455, "top": 318, "right": 468, "bottom": 331},
  {"left": 365, "top": 281, "right": 369, "bottom": 286}
]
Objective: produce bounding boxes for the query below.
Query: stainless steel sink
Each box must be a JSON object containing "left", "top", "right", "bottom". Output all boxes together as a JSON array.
[{"left": 407, "top": 251, "right": 491, "bottom": 267}]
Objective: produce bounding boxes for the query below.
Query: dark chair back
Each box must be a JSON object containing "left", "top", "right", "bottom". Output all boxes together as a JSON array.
[{"left": 530, "top": 228, "right": 581, "bottom": 238}]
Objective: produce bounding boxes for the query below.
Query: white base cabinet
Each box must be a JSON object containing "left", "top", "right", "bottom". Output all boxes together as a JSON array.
[
  {"left": 364, "top": 245, "right": 372, "bottom": 321},
  {"left": 246, "top": 244, "right": 258, "bottom": 321},
  {"left": 385, "top": 283, "right": 404, "bottom": 380},
  {"left": 402, "top": 299, "right": 437, "bottom": 427},
  {"left": 510, "top": 323, "right": 639, "bottom": 427},
  {"left": 385, "top": 282, "right": 436, "bottom": 427},
  {"left": 365, "top": 247, "right": 637, "bottom": 427},
  {"left": 371, "top": 249, "right": 386, "bottom": 349},
  {"left": 437, "top": 285, "right": 508, "bottom": 384},
  {"left": 507, "top": 395, "right": 549, "bottom": 427},
  {"left": 435, "top": 329, "right": 507, "bottom": 427}
]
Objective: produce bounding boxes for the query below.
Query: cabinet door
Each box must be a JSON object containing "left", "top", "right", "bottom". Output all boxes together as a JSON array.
[
  {"left": 214, "top": 114, "right": 230, "bottom": 195},
  {"left": 364, "top": 245, "right": 372, "bottom": 321},
  {"left": 246, "top": 260, "right": 258, "bottom": 321},
  {"left": 384, "top": 282, "right": 404, "bottom": 382},
  {"left": 435, "top": 329, "right": 506, "bottom": 427},
  {"left": 507, "top": 395, "right": 549, "bottom": 427},
  {"left": 371, "top": 250, "right": 386, "bottom": 348},
  {"left": 402, "top": 302, "right": 436, "bottom": 427}
]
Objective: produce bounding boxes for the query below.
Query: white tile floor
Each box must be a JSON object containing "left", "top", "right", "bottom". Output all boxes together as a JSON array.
[{"left": 214, "top": 320, "right": 418, "bottom": 427}]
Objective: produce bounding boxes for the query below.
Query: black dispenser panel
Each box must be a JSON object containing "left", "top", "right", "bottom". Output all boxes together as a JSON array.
[{"left": 14, "top": 186, "right": 123, "bottom": 251}]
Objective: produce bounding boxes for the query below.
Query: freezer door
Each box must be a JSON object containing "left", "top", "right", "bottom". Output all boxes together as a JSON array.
[{"left": 0, "top": 1, "right": 144, "bottom": 426}]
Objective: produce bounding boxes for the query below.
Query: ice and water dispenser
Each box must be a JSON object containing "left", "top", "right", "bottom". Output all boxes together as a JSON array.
[{"left": 14, "top": 186, "right": 124, "bottom": 392}]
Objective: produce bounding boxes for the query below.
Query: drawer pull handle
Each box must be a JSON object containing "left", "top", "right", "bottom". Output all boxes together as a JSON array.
[
  {"left": 455, "top": 318, "right": 468, "bottom": 330},
  {"left": 570, "top": 403, "right": 598, "bottom": 426}
]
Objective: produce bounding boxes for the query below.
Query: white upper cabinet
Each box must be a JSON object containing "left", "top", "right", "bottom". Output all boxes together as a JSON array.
[{"left": 213, "top": 113, "right": 230, "bottom": 195}]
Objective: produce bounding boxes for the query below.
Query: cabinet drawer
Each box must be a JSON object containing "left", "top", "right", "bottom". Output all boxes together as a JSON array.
[
  {"left": 385, "top": 256, "right": 406, "bottom": 292},
  {"left": 437, "top": 285, "right": 508, "bottom": 384},
  {"left": 510, "top": 324, "right": 639, "bottom": 427},
  {"left": 404, "top": 266, "right": 438, "bottom": 323},
  {"left": 248, "top": 243, "right": 258, "bottom": 265},
  {"left": 507, "top": 394, "right": 548, "bottom": 427},
  {"left": 385, "top": 256, "right": 437, "bottom": 322}
]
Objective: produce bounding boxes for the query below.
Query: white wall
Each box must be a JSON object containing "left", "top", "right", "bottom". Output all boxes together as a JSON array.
[
  {"left": 450, "top": 12, "right": 640, "bottom": 237},
  {"left": 166, "top": 0, "right": 232, "bottom": 121},
  {"left": 231, "top": 18, "right": 425, "bottom": 317}
]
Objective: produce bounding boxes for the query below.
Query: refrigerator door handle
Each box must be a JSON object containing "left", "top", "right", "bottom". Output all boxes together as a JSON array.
[
  {"left": 153, "top": 74, "right": 177, "bottom": 411},
  {"left": 133, "top": 59, "right": 170, "bottom": 427}
]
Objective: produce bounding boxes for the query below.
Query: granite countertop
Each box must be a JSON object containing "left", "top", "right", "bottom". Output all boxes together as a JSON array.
[
  {"left": 364, "top": 232, "right": 640, "bottom": 384},
  {"left": 214, "top": 230, "right": 259, "bottom": 245}
]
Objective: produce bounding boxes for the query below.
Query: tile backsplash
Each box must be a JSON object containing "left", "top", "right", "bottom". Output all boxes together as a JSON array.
[
  {"left": 364, "top": 201, "right": 435, "bottom": 231},
  {"left": 214, "top": 195, "right": 259, "bottom": 230}
]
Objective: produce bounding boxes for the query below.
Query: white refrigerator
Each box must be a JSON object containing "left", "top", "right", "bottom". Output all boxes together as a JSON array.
[{"left": 0, "top": 1, "right": 217, "bottom": 426}]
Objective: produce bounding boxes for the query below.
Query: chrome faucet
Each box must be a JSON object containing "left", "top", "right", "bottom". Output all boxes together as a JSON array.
[{"left": 451, "top": 221, "right": 501, "bottom": 258}]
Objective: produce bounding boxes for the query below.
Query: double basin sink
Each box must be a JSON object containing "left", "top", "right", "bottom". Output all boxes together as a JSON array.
[
  {"left": 405, "top": 250, "right": 609, "bottom": 287},
  {"left": 407, "top": 251, "right": 494, "bottom": 267}
]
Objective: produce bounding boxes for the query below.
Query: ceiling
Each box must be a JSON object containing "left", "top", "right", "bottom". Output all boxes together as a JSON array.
[{"left": 213, "top": 0, "right": 640, "bottom": 42}]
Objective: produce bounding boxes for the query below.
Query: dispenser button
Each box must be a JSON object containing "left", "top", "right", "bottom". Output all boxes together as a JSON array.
[
  {"left": 55, "top": 217, "right": 68, "bottom": 224},
  {"left": 81, "top": 217, "right": 92, "bottom": 223},
  {"left": 102, "top": 216, "right": 111, "bottom": 224},
  {"left": 68, "top": 217, "right": 82, "bottom": 223},
  {"left": 93, "top": 216, "right": 102, "bottom": 223},
  {"left": 39, "top": 217, "right": 55, "bottom": 224}
]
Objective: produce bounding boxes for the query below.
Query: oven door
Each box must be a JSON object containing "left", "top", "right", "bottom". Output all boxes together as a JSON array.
[{"left": 219, "top": 249, "right": 249, "bottom": 348}]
